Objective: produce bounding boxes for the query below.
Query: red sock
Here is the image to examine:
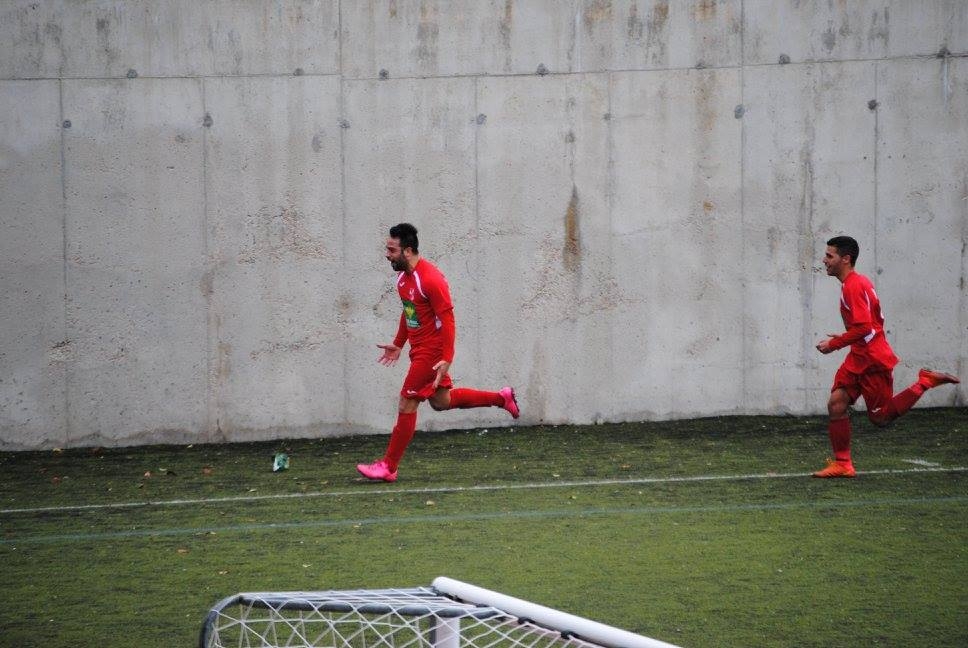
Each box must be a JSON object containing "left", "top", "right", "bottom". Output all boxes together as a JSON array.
[
  {"left": 888, "top": 383, "right": 925, "bottom": 418},
  {"left": 448, "top": 388, "right": 503, "bottom": 409},
  {"left": 828, "top": 418, "right": 852, "bottom": 464},
  {"left": 384, "top": 411, "right": 417, "bottom": 471}
]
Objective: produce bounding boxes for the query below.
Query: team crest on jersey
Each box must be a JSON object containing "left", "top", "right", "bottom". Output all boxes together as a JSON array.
[{"left": 402, "top": 299, "right": 419, "bottom": 328}]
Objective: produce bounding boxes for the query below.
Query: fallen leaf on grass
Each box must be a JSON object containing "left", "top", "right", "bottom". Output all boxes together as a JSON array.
[{"left": 176, "top": 548, "right": 189, "bottom": 555}]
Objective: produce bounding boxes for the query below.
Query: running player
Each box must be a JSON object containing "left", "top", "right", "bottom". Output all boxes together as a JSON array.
[
  {"left": 356, "top": 223, "right": 520, "bottom": 482},
  {"left": 814, "top": 235, "right": 959, "bottom": 477}
]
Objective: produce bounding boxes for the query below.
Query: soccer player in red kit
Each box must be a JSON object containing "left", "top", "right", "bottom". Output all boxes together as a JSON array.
[
  {"left": 356, "top": 223, "right": 520, "bottom": 482},
  {"left": 814, "top": 235, "right": 959, "bottom": 477}
]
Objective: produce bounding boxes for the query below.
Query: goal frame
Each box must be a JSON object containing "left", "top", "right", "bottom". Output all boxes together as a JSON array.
[{"left": 198, "top": 576, "right": 680, "bottom": 648}]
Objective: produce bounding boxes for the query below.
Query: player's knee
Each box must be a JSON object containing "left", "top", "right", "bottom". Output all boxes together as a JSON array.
[
  {"left": 427, "top": 394, "right": 449, "bottom": 411},
  {"left": 827, "top": 398, "right": 849, "bottom": 419},
  {"left": 867, "top": 410, "right": 892, "bottom": 428},
  {"left": 827, "top": 387, "right": 851, "bottom": 417},
  {"left": 398, "top": 397, "right": 420, "bottom": 414}
]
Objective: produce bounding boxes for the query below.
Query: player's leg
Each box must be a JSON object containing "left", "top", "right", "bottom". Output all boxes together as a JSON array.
[
  {"left": 427, "top": 387, "right": 454, "bottom": 411},
  {"left": 357, "top": 356, "right": 437, "bottom": 482},
  {"left": 917, "top": 368, "right": 959, "bottom": 388},
  {"left": 382, "top": 395, "right": 420, "bottom": 471},
  {"left": 813, "top": 388, "right": 857, "bottom": 477},
  {"left": 814, "top": 366, "right": 858, "bottom": 478},
  {"left": 867, "top": 368, "right": 960, "bottom": 427},
  {"left": 863, "top": 368, "right": 902, "bottom": 427},
  {"left": 357, "top": 396, "right": 420, "bottom": 482},
  {"left": 431, "top": 385, "right": 520, "bottom": 418}
]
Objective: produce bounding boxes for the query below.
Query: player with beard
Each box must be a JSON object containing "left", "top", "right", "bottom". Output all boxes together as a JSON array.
[{"left": 356, "top": 223, "right": 520, "bottom": 482}]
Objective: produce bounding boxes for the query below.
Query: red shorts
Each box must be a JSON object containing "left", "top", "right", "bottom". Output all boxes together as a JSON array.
[
  {"left": 400, "top": 348, "right": 452, "bottom": 401},
  {"left": 831, "top": 364, "right": 894, "bottom": 412}
]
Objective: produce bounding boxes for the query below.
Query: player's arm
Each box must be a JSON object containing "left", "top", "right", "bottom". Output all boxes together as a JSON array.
[
  {"left": 820, "top": 285, "right": 873, "bottom": 352},
  {"left": 392, "top": 312, "right": 409, "bottom": 349},
  {"left": 436, "top": 308, "right": 455, "bottom": 363},
  {"left": 426, "top": 272, "right": 456, "bottom": 386},
  {"left": 825, "top": 321, "right": 872, "bottom": 351},
  {"left": 377, "top": 313, "right": 408, "bottom": 366},
  {"left": 431, "top": 307, "right": 455, "bottom": 387},
  {"left": 423, "top": 270, "right": 456, "bottom": 361}
]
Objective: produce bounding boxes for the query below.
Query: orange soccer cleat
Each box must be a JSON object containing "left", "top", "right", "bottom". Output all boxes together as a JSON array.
[
  {"left": 812, "top": 459, "right": 856, "bottom": 478},
  {"left": 917, "top": 368, "right": 960, "bottom": 389}
]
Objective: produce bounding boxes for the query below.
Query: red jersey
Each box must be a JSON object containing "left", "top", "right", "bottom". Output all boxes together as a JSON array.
[
  {"left": 392, "top": 258, "right": 456, "bottom": 362},
  {"left": 829, "top": 271, "right": 898, "bottom": 373}
]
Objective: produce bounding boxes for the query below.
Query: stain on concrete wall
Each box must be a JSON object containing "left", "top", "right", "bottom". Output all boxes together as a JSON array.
[{"left": 563, "top": 185, "right": 581, "bottom": 272}]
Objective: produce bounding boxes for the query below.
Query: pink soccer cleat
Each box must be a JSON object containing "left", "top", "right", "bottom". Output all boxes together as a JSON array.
[
  {"left": 356, "top": 459, "right": 398, "bottom": 482},
  {"left": 499, "top": 386, "right": 520, "bottom": 419}
]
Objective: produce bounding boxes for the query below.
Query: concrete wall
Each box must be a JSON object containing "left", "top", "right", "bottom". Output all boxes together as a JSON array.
[{"left": 1, "top": 0, "right": 966, "bottom": 449}]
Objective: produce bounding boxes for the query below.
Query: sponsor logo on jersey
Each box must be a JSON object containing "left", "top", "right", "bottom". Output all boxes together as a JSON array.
[{"left": 402, "top": 299, "right": 419, "bottom": 328}]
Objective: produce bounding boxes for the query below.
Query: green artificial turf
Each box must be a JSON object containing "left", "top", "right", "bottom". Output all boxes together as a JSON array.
[{"left": 1, "top": 409, "right": 966, "bottom": 647}]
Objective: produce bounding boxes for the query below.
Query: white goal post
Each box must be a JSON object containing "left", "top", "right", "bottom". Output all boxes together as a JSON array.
[{"left": 199, "top": 576, "right": 680, "bottom": 648}]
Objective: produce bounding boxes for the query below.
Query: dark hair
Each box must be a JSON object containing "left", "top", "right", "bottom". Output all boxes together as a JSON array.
[
  {"left": 389, "top": 223, "right": 419, "bottom": 254},
  {"left": 827, "top": 235, "right": 859, "bottom": 265}
]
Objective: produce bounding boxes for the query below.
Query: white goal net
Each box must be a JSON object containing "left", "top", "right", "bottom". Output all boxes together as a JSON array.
[{"left": 199, "top": 576, "right": 679, "bottom": 648}]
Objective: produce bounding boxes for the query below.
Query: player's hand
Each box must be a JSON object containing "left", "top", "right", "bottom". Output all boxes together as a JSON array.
[
  {"left": 432, "top": 360, "right": 451, "bottom": 388},
  {"left": 377, "top": 344, "right": 401, "bottom": 366},
  {"left": 815, "top": 334, "right": 837, "bottom": 354}
]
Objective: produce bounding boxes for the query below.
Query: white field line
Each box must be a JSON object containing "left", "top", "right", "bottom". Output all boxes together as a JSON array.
[
  {"left": 902, "top": 458, "right": 941, "bottom": 467},
  {"left": 2, "top": 465, "right": 965, "bottom": 516}
]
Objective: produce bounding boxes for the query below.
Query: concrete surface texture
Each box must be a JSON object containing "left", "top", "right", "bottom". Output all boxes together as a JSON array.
[{"left": 1, "top": 0, "right": 966, "bottom": 449}]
